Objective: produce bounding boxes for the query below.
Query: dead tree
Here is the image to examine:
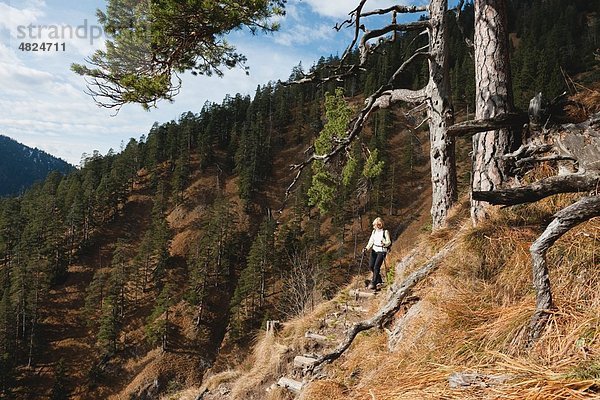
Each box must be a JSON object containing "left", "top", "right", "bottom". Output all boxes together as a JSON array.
[
  {"left": 287, "top": 0, "right": 457, "bottom": 231},
  {"left": 471, "top": 113, "right": 600, "bottom": 342}
]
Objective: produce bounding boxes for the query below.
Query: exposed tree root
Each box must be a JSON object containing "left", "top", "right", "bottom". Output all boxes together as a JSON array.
[
  {"left": 308, "top": 240, "right": 457, "bottom": 373},
  {"left": 528, "top": 195, "right": 600, "bottom": 343}
]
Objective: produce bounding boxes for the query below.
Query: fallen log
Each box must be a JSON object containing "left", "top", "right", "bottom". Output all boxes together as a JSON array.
[{"left": 472, "top": 173, "right": 600, "bottom": 206}]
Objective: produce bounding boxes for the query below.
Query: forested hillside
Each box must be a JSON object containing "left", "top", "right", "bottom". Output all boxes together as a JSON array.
[
  {"left": 0, "top": 135, "right": 73, "bottom": 196},
  {"left": 0, "top": 0, "right": 599, "bottom": 398}
]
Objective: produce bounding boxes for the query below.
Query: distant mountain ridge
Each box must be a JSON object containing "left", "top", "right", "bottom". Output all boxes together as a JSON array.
[{"left": 0, "top": 135, "right": 74, "bottom": 196}]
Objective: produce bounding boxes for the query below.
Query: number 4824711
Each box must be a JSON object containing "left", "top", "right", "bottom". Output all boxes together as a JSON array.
[{"left": 18, "top": 42, "right": 66, "bottom": 52}]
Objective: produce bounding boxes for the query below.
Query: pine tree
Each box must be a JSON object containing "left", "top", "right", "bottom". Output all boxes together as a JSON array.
[
  {"left": 97, "top": 295, "right": 119, "bottom": 353},
  {"left": 145, "top": 284, "right": 172, "bottom": 351},
  {"left": 72, "top": 0, "right": 285, "bottom": 109},
  {"left": 308, "top": 88, "right": 355, "bottom": 214},
  {"left": 50, "top": 358, "right": 69, "bottom": 400},
  {"left": 0, "top": 287, "right": 14, "bottom": 395}
]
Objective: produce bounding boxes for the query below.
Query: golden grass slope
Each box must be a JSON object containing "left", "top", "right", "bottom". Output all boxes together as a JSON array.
[{"left": 184, "top": 190, "right": 600, "bottom": 400}]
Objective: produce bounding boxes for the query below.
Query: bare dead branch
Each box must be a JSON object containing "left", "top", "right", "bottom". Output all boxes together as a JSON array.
[
  {"left": 360, "top": 5, "right": 428, "bottom": 17},
  {"left": 284, "top": 85, "right": 427, "bottom": 201},
  {"left": 338, "top": 0, "right": 369, "bottom": 64},
  {"left": 389, "top": 51, "right": 432, "bottom": 83},
  {"left": 514, "top": 155, "right": 577, "bottom": 168},
  {"left": 502, "top": 143, "right": 553, "bottom": 161},
  {"left": 413, "top": 116, "right": 430, "bottom": 131},
  {"left": 472, "top": 173, "right": 600, "bottom": 206},
  {"left": 284, "top": 168, "right": 304, "bottom": 198},
  {"left": 371, "top": 88, "right": 428, "bottom": 109},
  {"left": 281, "top": 65, "right": 362, "bottom": 87},
  {"left": 529, "top": 195, "right": 600, "bottom": 343},
  {"left": 360, "top": 21, "right": 430, "bottom": 64},
  {"left": 447, "top": 112, "right": 528, "bottom": 137}
]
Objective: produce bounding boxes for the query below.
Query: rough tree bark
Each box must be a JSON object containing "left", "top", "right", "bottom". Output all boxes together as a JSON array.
[
  {"left": 428, "top": 0, "right": 458, "bottom": 229},
  {"left": 471, "top": 0, "right": 515, "bottom": 224}
]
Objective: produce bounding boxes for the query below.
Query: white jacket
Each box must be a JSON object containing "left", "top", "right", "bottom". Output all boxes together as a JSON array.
[{"left": 365, "top": 229, "right": 391, "bottom": 253}]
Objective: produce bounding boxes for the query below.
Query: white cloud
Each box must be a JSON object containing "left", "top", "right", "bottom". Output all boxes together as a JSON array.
[
  {"left": 274, "top": 23, "right": 335, "bottom": 46},
  {"left": 0, "top": 0, "right": 361, "bottom": 165},
  {"left": 0, "top": 1, "right": 45, "bottom": 32}
]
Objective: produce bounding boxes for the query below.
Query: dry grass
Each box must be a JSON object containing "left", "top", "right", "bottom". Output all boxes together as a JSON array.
[
  {"left": 569, "top": 80, "right": 600, "bottom": 119},
  {"left": 210, "top": 192, "right": 599, "bottom": 400},
  {"left": 200, "top": 370, "right": 241, "bottom": 392},
  {"left": 228, "top": 332, "right": 291, "bottom": 399},
  {"left": 312, "top": 200, "right": 598, "bottom": 399}
]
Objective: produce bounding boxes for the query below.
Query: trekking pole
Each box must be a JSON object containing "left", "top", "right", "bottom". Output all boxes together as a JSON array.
[
  {"left": 382, "top": 255, "right": 388, "bottom": 285},
  {"left": 356, "top": 249, "right": 365, "bottom": 290}
]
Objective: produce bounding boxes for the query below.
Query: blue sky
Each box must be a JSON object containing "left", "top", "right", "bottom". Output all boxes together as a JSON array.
[{"left": 0, "top": 0, "right": 429, "bottom": 165}]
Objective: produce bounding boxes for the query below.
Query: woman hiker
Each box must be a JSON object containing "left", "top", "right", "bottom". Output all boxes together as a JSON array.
[{"left": 363, "top": 217, "right": 391, "bottom": 291}]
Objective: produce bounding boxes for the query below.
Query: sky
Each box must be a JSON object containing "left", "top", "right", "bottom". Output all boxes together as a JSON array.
[{"left": 0, "top": 0, "right": 429, "bottom": 165}]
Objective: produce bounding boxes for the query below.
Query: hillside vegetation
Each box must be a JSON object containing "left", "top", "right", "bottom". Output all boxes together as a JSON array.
[
  {"left": 0, "top": 0, "right": 599, "bottom": 399},
  {"left": 193, "top": 189, "right": 599, "bottom": 400}
]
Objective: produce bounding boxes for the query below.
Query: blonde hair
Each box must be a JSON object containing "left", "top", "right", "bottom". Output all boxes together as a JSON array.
[{"left": 372, "top": 217, "right": 384, "bottom": 229}]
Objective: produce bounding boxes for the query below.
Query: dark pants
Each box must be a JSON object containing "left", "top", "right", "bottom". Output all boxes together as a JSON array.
[{"left": 368, "top": 250, "right": 386, "bottom": 286}]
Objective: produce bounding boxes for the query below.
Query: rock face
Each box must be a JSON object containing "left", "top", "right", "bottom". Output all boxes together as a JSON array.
[
  {"left": 555, "top": 113, "right": 600, "bottom": 172},
  {"left": 448, "top": 372, "right": 512, "bottom": 388},
  {"left": 130, "top": 378, "right": 161, "bottom": 400},
  {"left": 387, "top": 300, "right": 446, "bottom": 352}
]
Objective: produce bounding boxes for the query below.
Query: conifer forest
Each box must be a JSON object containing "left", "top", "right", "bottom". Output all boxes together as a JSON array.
[{"left": 1, "top": 0, "right": 600, "bottom": 398}]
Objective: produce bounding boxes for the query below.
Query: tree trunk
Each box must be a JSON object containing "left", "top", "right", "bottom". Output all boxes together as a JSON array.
[
  {"left": 471, "top": 0, "right": 515, "bottom": 224},
  {"left": 428, "top": 0, "right": 457, "bottom": 230}
]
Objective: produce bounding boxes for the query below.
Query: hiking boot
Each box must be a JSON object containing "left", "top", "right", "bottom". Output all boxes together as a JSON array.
[{"left": 367, "top": 282, "right": 376, "bottom": 290}]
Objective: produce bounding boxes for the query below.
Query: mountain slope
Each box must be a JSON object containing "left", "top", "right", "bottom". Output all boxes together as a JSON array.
[
  {"left": 0, "top": 135, "right": 73, "bottom": 196},
  {"left": 193, "top": 190, "right": 600, "bottom": 400}
]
